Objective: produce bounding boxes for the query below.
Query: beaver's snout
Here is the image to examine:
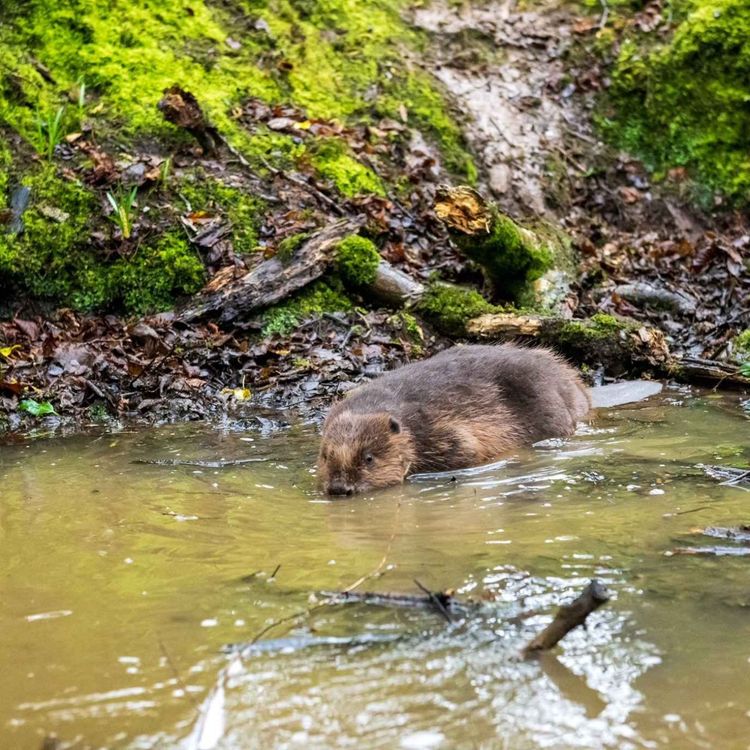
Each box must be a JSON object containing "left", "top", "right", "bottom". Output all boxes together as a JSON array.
[{"left": 326, "top": 480, "right": 354, "bottom": 497}]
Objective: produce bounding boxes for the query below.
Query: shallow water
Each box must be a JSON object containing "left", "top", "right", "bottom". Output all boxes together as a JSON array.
[{"left": 2, "top": 387, "right": 750, "bottom": 750}]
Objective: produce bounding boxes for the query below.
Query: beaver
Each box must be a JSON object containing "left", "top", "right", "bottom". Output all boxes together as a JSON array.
[{"left": 317, "top": 343, "right": 590, "bottom": 495}]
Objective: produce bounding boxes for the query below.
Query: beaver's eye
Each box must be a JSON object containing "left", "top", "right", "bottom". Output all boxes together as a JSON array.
[{"left": 364, "top": 453, "right": 374, "bottom": 465}]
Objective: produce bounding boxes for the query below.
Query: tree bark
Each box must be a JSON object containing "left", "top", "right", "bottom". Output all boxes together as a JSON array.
[
  {"left": 367, "top": 261, "right": 425, "bottom": 307},
  {"left": 179, "top": 218, "right": 363, "bottom": 323}
]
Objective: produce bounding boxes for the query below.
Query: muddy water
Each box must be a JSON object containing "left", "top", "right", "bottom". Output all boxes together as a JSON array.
[{"left": 1, "top": 387, "right": 750, "bottom": 750}]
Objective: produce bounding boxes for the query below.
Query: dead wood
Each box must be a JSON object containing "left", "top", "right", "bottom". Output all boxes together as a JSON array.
[
  {"left": 322, "top": 588, "right": 458, "bottom": 613},
  {"left": 467, "top": 311, "right": 750, "bottom": 389},
  {"left": 613, "top": 281, "right": 696, "bottom": 316},
  {"left": 700, "top": 464, "right": 750, "bottom": 485},
  {"left": 522, "top": 579, "right": 610, "bottom": 657},
  {"left": 666, "top": 546, "right": 750, "bottom": 557},
  {"left": 157, "top": 85, "right": 221, "bottom": 155},
  {"left": 672, "top": 357, "right": 750, "bottom": 388},
  {"left": 368, "top": 261, "right": 426, "bottom": 307},
  {"left": 467, "top": 312, "right": 671, "bottom": 375},
  {"left": 133, "top": 457, "right": 266, "bottom": 468},
  {"left": 433, "top": 185, "right": 571, "bottom": 301},
  {"left": 179, "top": 217, "right": 363, "bottom": 323},
  {"left": 679, "top": 525, "right": 750, "bottom": 544}
]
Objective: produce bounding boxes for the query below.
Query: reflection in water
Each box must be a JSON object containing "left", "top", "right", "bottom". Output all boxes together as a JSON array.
[{"left": 1, "top": 387, "right": 750, "bottom": 748}]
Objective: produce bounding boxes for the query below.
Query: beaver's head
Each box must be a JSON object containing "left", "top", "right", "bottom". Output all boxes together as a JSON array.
[{"left": 317, "top": 411, "right": 414, "bottom": 496}]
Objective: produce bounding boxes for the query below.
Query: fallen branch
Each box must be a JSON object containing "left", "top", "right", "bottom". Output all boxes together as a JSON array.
[
  {"left": 666, "top": 545, "right": 750, "bottom": 557},
  {"left": 367, "top": 261, "right": 426, "bottom": 307},
  {"left": 467, "top": 312, "right": 671, "bottom": 375},
  {"left": 522, "top": 580, "right": 610, "bottom": 657},
  {"left": 672, "top": 357, "right": 750, "bottom": 388},
  {"left": 692, "top": 525, "right": 750, "bottom": 542},
  {"left": 322, "top": 588, "right": 458, "bottom": 612},
  {"left": 179, "top": 217, "right": 363, "bottom": 322},
  {"left": 133, "top": 457, "right": 266, "bottom": 468},
  {"left": 700, "top": 464, "right": 750, "bottom": 486}
]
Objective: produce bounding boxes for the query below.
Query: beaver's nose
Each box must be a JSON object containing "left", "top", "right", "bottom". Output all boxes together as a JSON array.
[{"left": 327, "top": 481, "right": 354, "bottom": 496}]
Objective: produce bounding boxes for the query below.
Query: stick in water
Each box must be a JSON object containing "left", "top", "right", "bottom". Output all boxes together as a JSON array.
[{"left": 522, "top": 579, "right": 610, "bottom": 657}]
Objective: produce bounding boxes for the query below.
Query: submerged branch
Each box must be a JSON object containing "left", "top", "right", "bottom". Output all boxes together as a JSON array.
[{"left": 522, "top": 580, "right": 610, "bottom": 657}]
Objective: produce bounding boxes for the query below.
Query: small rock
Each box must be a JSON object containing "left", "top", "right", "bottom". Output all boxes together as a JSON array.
[{"left": 488, "top": 163, "right": 512, "bottom": 195}]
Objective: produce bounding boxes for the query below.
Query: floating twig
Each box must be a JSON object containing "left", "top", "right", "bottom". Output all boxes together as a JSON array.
[
  {"left": 666, "top": 545, "right": 750, "bottom": 557},
  {"left": 522, "top": 580, "right": 610, "bottom": 657},
  {"left": 692, "top": 525, "right": 750, "bottom": 543},
  {"left": 413, "top": 579, "right": 453, "bottom": 623},
  {"left": 133, "top": 457, "right": 266, "bottom": 468}
]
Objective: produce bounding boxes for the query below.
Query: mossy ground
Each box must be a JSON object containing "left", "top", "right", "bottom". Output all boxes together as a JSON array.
[
  {"left": 261, "top": 279, "right": 352, "bottom": 335},
  {"left": 0, "top": 0, "right": 472, "bottom": 316},
  {"left": 594, "top": 0, "right": 750, "bottom": 205},
  {"left": 336, "top": 235, "right": 381, "bottom": 286},
  {"left": 417, "top": 283, "right": 501, "bottom": 337}
]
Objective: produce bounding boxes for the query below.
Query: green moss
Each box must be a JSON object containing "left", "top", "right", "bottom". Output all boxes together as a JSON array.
[
  {"left": 380, "top": 72, "right": 473, "bottom": 176},
  {"left": 0, "top": 1, "right": 278, "bottom": 146},
  {"left": 0, "top": 0, "right": 475, "bottom": 314},
  {"left": 553, "top": 313, "right": 640, "bottom": 363},
  {"left": 276, "top": 232, "right": 311, "bottom": 262},
  {"left": 107, "top": 232, "right": 205, "bottom": 314},
  {"left": 180, "top": 174, "right": 263, "bottom": 255},
  {"left": 261, "top": 278, "right": 352, "bottom": 336},
  {"left": 452, "top": 209, "right": 555, "bottom": 301},
  {"left": 733, "top": 329, "right": 750, "bottom": 355},
  {"left": 604, "top": 0, "right": 750, "bottom": 203},
  {"left": 417, "top": 282, "right": 498, "bottom": 337},
  {"left": 391, "top": 310, "right": 425, "bottom": 353},
  {"left": 336, "top": 235, "right": 380, "bottom": 286},
  {"left": 0, "top": 165, "right": 97, "bottom": 303},
  {"left": 309, "top": 140, "right": 385, "bottom": 197},
  {"left": 0, "top": 0, "right": 470, "bottom": 174},
  {"left": 0, "top": 164, "right": 203, "bottom": 313}
]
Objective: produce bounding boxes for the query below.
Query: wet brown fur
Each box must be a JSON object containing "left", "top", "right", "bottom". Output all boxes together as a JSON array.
[{"left": 318, "top": 343, "right": 590, "bottom": 495}]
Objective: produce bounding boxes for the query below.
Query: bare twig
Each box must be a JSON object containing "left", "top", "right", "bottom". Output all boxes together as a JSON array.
[
  {"left": 158, "top": 637, "right": 199, "bottom": 710},
  {"left": 522, "top": 580, "right": 610, "bottom": 657},
  {"left": 414, "top": 579, "right": 453, "bottom": 623}
]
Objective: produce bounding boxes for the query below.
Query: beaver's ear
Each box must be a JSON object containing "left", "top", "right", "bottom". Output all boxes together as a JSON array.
[{"left": 388, "top": 416, "right": 401, "bottom": 434}]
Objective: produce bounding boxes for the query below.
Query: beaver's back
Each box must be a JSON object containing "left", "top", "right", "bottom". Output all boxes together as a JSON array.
[{"left": 330, "top": 344, "right": 590, "bottom": 473}]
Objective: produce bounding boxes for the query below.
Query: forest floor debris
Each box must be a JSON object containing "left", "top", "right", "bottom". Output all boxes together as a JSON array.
[{"left": 1, "top": 0, "right": 748, "bottom": 436}]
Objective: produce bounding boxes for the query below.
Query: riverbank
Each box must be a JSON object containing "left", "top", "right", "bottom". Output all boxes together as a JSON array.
[{"left": 1, "top": 0, "right": 748, "bottom": 436}]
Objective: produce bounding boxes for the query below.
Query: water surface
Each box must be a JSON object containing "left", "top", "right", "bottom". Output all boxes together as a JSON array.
[{"left": 2, "top": 387, "right": 750, "bottom": 749}]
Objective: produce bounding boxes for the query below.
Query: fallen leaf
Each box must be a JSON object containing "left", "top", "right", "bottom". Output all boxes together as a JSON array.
[
  {"left": 0, "top": 379, "right": 24, "bottom": 395},
  {"left": 573, "top": 17, "right": 597, "bottom": 34},
  {"left": 619, "top": 186, "right": 641, "bottom": 204},
  {"left": 221, "top": 387, "right": 252, "bottom": 401},
  {"left": 0, "top": 344, "right": 20, "bottom": 359},
  {"left": 19, "top": 398, "right": 57, "bottom": 417}
]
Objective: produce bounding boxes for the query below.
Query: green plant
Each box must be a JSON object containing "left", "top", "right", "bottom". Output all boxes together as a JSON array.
[
  {"left": 740, "top": 362, "right": 750, "bottom": 378},
  {"left": 76, "top": 76, "right": 86, "bottom": 128},
  {"left": 159, "top": 156, "right": 172, "bottom": 189},
  {"left": 106, "top": 185, "right": 138, "bottom": 239},
  {"left": 35, "top": 106, "right": 66, "bottom": 159},
  {"left": 19, "top": 398, "right": 57, "bottom": 416}
]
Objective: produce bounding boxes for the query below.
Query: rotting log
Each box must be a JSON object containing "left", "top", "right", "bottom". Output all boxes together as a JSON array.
[
  {"left": 179, "top": 218, "right": 364, "bottom": 323},
  {"left": 467, "top": 312, "right": 671, "bottom": 376},
  {"left": 522, "top": 580, "right": 610, "bottom": 657},
  {"left": 433, "top": 185, "right": 573, "bottom": 304},
  {"left": 670, "top": 356, "right": 750, "bottom": 388}
]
